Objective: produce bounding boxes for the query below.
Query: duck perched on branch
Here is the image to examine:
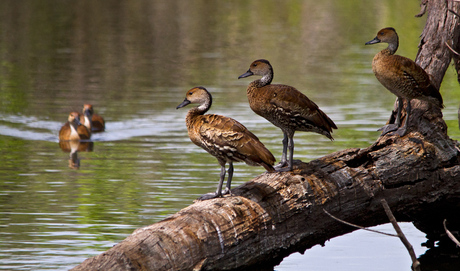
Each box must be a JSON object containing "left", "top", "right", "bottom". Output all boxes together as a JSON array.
[
  {"left": 365, "top": 27, "right": 444, "bottom": 136},
  {"left": 177, "top": 86, "right": 275, "bottom": 200},
  {"left": 238, "top": 59, "right": 337, "bottom": 171}
]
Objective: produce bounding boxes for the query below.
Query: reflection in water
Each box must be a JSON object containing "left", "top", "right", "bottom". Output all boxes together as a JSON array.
[
  {"left": 59, "top": 140, "right": 94, "bottom": 169},
  {"left": 0, "top": 0, "right": 459, "bottom": 270}
]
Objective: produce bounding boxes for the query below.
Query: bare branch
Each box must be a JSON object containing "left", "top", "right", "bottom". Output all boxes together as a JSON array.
[
  {"left": 443, "top": 219, "right": 460, "bottom": 247},
  {"left": 445, "top": 42, "right": 460, "bottom": 56},
  {"left": 381, "top": 199, "right": 421, "bottom": 271},
  {"left": 323, "top": 209, "right": 398, "bottom": 237},
  {"left": 448, "top": 9, "right": 460, "bottom": 18}
]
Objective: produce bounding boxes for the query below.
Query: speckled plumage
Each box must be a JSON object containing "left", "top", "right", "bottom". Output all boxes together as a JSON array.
[
  {"left": 366, "top": 27, "right": 443, "bottom": 136},
  {"left": 59, "top": 112, "right": 91, "bottom": 141},
  {"left": 177, "top": 86, "right": 275, "bottom": 200},
  {"left": 238, "top": 59, "right": 337, "bottom": 171}
]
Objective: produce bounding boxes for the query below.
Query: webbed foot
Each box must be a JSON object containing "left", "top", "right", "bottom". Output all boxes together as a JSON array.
[
  {"left": 378, "top": 124, "right": 399, "bottom": 136},
  {"left": 393, "top": 127, "right": 407, "bottom": 137},
  {"left": 197, "top": 192, "right": 222, "bottom": 201},
  {"left": 274, "top": 161, "right": 289, "bottom": 170},
  {"left": 222, "top": 188, "right": 232, "bottom": 196}
]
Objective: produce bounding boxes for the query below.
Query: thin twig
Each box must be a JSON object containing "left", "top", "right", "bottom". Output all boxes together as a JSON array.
[
  {"left": 445, "top": 42, "right": 460, "bottom": 56},
  {"left": 323, "top": 209, "right": 398, "bottom": 237},
  {"left": 381, "top": 199, "right": 421, "bottom": 271},
  {"left": 448, "top": 9, "right": 460, "bottom": 18},
  {"left": 443, "top": 219, "right": 460, "bottom": 247}
]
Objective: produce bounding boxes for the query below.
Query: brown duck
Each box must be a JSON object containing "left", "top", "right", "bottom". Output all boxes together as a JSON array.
[
  {"left": 365, "top": 27, "right": 444, "bottom": 136},
  {"left": 177, "top": 86, "right": 276, "bottom": 200},
  {"left": 238, "top": 59, "right": 337, "bottom": 171},
  {"left": 80, "top": 104, "right": 105, "bottom": 132},
  {"left": 59, "top": 112, "right": 91, "bottom": 141}
]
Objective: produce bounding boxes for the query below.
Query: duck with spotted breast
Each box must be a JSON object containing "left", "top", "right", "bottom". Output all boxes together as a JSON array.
[
  {"left": 365, "top": 27, "right": 444, "bottom": 136},
  {"left": 177, "top": 86, "right": 276, "bottom": 200},
  {"left": 238, "top": 59, "right": 337, "bottom": 171}
]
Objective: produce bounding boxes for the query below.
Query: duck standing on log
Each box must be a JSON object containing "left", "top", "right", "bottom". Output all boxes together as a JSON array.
[
  {"left": 176, "top": 86, "right": 276, "bottom": 200},
  {"left": 365, "top": 27, "right": 444, "bottom": 136},
  {"left": 59, "top": 112, "right": 91, "bottom": 141},
  {"left": 238, "top": 59, "right": 337, "bottom": 171}
]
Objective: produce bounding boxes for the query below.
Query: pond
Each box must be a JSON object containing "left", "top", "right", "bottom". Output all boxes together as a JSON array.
[{"left": 0, "top": 0, "right": 459, "bottom": 270}]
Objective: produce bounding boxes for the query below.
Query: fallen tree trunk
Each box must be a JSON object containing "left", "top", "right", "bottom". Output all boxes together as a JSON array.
[{"left": 71, "top": 1, "right": 460, "bottom": 270}]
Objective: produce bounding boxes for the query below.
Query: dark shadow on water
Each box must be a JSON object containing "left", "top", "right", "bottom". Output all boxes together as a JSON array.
[{"left": 419, "top": 240, "right": 460, "bottom": 271}]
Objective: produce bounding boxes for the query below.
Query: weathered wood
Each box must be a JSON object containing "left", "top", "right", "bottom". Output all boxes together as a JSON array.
[{"left": 71, "top": 1, "right": 460, "bottom": 270}]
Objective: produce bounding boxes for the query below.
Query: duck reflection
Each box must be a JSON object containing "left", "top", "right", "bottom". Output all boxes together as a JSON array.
[
  {"left": 58, "top": 111, "right": 94, "bottom": 169},
  {"left": 59, "top": 140, "right": 94, "bottom": 169}
]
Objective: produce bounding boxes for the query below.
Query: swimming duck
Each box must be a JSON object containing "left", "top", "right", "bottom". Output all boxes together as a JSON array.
[
  {"left": 80, "top": 104, "right": 105, "bottom": 132},
  {"left": 59, "top": 112, "right": 91, "bottom": 141},
  {"left": 177, "top": 86, "right": 276, "bottom": 200},
  {"left": 365, "top": 27, "right": 444, "bottom": 136},
  {"left": 238, "top": 59, "right": 337, "bottom": 171}
]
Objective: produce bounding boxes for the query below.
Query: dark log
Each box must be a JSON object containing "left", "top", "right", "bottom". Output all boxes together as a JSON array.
[{"left": 71, "top": 1, "right": 460, "bottom": 270}]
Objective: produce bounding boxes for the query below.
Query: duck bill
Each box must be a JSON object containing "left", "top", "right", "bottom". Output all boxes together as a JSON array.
[
  {"left": 365, "top": 36, "right": 381, "bottom": 45},
  {"left": 75, "top": 118, "right": 83, "bottom": 126},
  {"left": 176, "top": 99, "right": 191, "bottom": 109},
  {"left": 84, "top": 109, "right": 92, "bottom": 118},
  {"left": 238, "top": 70, "right": 254, "bottom": 79}
]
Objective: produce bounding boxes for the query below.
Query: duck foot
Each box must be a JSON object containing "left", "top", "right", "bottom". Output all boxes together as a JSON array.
[
  {"left": 274, "top": 164, "right": 293, "bottom": 172},
  {"left": 393, "top": 127, "right": 407, "bottom": 137},
  {"left": 197, "top": 189, "right": 232, "bottom": 201},
  {"left": 378, "top": 124, "right": 399, "bottom": 136},
  {"left": 274, "top": 161, "right": 289, "bottom": 170},
  {"left": 197, "top": 192, "right": 222, "bottom": 201}
]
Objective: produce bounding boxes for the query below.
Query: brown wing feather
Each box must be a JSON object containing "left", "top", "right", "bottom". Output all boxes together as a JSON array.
[
  {"left": 389, "top": 55, "right": 443, "bottom": 107},
  {"left": 195, "top": 114, "right": 275, "bottom": 168},
  {"left": 263, "top": 84, "right": 337, "bottom": 132}
]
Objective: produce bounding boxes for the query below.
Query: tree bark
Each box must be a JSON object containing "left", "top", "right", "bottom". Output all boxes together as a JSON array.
[{"left": 71, "top": 1, "right": 460, "bottom": 270}]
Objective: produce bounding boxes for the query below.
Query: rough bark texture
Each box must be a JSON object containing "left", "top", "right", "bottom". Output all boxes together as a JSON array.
[{"left": 71, "top": 1, "right": 460, "bottom": 270}]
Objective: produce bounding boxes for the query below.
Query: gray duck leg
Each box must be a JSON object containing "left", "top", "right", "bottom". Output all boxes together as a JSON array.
[
  {"left": 222, "top": 162, "right": 233, "bottom": 195},
  {"left": 277, "top": 134, "right": 294, "bottom": 172},
  {"left": 275, "top": 132, "right": 289, "bottom": 169},
  {"left": 395, "top": 99, "right": 411, "bottom": 136},
  {"left": 379, "top": 97, "right": 403, "bottom": 136},
  {"left": 198, "top": 163, "right": 227, "bottom": 200}
]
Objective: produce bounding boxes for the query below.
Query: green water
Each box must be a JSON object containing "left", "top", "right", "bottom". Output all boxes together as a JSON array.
[{"left": 0, "top": 0, "right": 459, "bottom": 270}]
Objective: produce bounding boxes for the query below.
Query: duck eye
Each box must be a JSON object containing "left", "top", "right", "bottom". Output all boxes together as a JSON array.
[{"left": 188, "top": 92, "right": 193, "bottom": 95}]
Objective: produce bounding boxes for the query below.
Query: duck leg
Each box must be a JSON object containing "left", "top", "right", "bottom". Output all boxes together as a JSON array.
[
  {"left": 276, "top": 133, "right": 295, "bottom": 172},
  {"left": 287, "top": 134, "right": 295, "bottom": 171},
  {"left": 379, "top": 97, "right": 403, "bottom": 136},
  {"left": 198, "top": 163, "right": 227, "bottom": 200},
  {"left": 275, "top": 132, "right": 289, "bottom": 169},
  {"left": 222, "top": 162, "right": 233, "bottom": 195},
  {"left": 395, "top": 99, "right": 411, "bottom": 136}
]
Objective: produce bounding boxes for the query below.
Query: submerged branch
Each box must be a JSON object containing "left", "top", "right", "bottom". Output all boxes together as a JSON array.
[{"left": 382, "top": 199, "right": 421, "bottom": 271}]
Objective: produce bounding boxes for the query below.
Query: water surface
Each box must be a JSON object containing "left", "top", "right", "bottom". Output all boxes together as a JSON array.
[{"left": 0, "top": 0, "right": 459, "bottom": 270}]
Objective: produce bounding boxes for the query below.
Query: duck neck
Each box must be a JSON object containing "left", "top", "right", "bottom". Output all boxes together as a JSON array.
[
  {"left": 387, "top": 38, "right": 398, "bottom": 55},
  {"left": 254, "top": 69, "right": 273, "bottom": 88},
  {"left": 185, "top": 98, "right": 211, "bottom": 125},
  {"left": 69, "top": 122, "right": 80, "bottom": 139},
  {"left": 84, "top": 115, "right": 92, "bottom": 130}
]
